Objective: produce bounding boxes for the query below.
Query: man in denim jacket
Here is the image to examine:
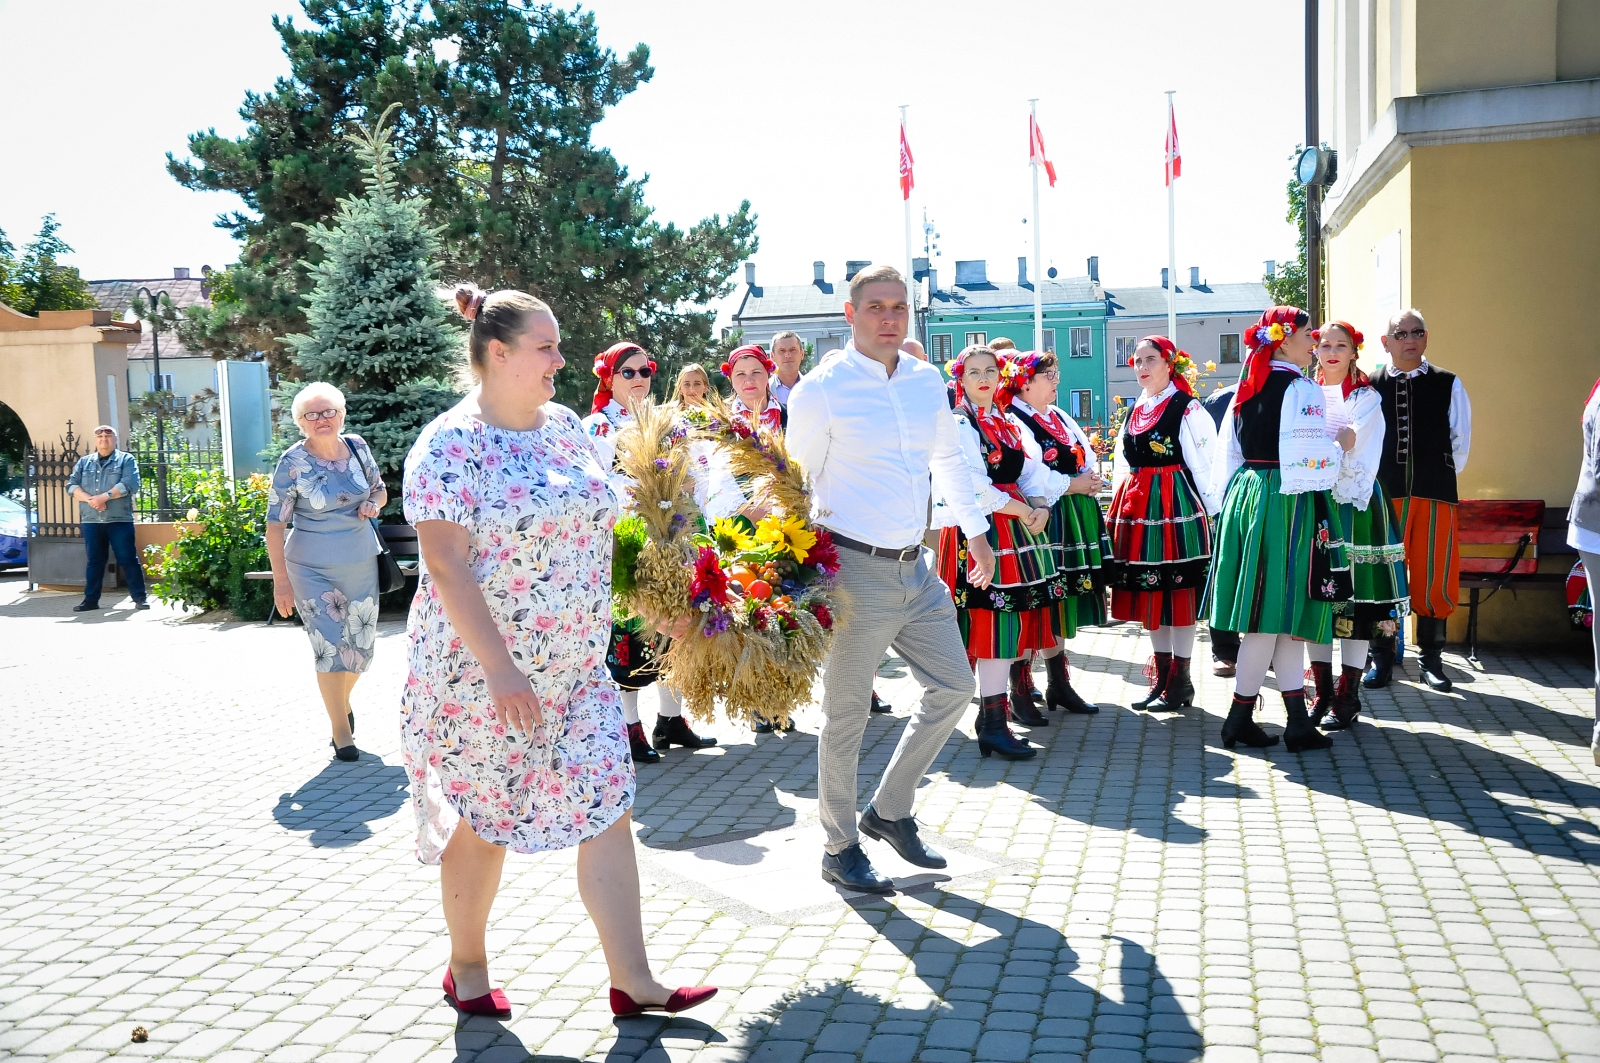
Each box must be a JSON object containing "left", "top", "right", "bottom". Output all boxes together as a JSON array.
[{"left": 65, "top": 425, "right": 148, "bottom": 611}]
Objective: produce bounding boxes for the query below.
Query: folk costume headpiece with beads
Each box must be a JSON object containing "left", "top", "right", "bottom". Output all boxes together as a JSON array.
[
  {"left": 591, "top": 342, "right": 654, "bottom": 415},
  {"left": 996, "top": 350, "right": 1045, "bottom": 407},
  {"left": 720, "top": 344, "right": 776, "bottom": 378},
  {"left": 1135, "top": 336, "right": 1197, "bottom": 397},
  {"left": 1311, "top": 320, "right": 1370, "bottom": 398},
  {"left": 1235, "top": 305, "right": 1309, "bottom": 407}
]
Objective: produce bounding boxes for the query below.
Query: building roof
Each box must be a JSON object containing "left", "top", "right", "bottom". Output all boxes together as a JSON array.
[
  {"left": 927, "top": 275, "right": 1098, "bottom": 314},
  {"left": 88, "top": 276, "right": 213, "bottom": 361},
  {"left": 732, "top": 281, "right": 847, "bottom": 324},
  {"left": 1104, "top": 281, "right": 1271, "bottom": 320}
]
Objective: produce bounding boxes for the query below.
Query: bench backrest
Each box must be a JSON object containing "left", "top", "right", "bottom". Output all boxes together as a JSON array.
[
  {"left": 379, "top": 523, "right": 420, "bottom": 558},
  {"left": 1457, "top": 500, "right": 1544, "bottom": 576}
]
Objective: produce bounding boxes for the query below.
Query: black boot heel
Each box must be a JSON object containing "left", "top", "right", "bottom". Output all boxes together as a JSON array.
[
  {"left": 1044, "top": 652, "right": 1098, "bottom": 714},
  {"left": 975, "top": 694, "right": 1035, "bottom": 760},
  {"left": 1008, "top": 660, "right": 1048, "bottom": 726},
  {"left": 1281, "top": 691, "right": 1333, "bottom": 752},
  {"left": 1220, "top": 694, "right": 1279, "bottom": 749},
  {"left": 1132, "top": 651, "right": 1171, "bottom": 711},
  {"left": 1147, "top": 656, "right": 1194, "bottom": 711}
]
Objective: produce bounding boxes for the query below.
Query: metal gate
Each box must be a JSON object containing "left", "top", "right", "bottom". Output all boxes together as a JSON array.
[{"left": 23, "top": 422, "right": 94, "bottom": 588}]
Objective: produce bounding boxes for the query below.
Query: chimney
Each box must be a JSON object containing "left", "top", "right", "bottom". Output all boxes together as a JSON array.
[
  {"left": 1264, "top": 259, "right": 1277, "bottom": 279},
  {"left": 1161, "top": 267, "right": 1169, "bottom": 289},
  {"left": 912, "top": 256, "right": 929, "bottom": 279},
  {"left": 1017, "top": 256, "right": 1029, "bottom": 286},
  {"left": 927, "top": 268, "right": 937, "bottom": 293},
  {"left": 744, "top": 262, "right": 756, "bottom": 287},
  {"left": 845, "top": 260, "right": 870, "bottom": 281},
  {"left": 954, "top": 260, "right": 988, "bottom": 286},
  {"left": 813, "top": 261, "right": 826, "bottom": 284},
  {"left": 1086, "top": 256, "right": 1099, "bottom": 283},
  {"left": 1189, "top": 266, "right": 1200, "bottom": 288},
  {"left": 174, "top": 267, "right": 190, "bottom": 280}
]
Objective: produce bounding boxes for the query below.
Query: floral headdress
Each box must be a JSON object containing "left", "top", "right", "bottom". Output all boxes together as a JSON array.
[
  {"left": 591, "top": 341, "right": 656, "bottom": 414},
  {"left": 1135, "top": 336, "right": 1197, "bottom": 397},
  {"left": 1311, "top": 320, "right": 1370, "bottom": 398},
  {"left": 947, "top": 344, "right": 1009, "bottom": 406},
  {"left": 996, "top": 350, "right": 1045, "bottom": 407},
  {"left": 1235, "top": 305, "right": 1308, "bottom": 407},
  {"left": 720, "top": 343, "right": 776, "bottom": 379}
]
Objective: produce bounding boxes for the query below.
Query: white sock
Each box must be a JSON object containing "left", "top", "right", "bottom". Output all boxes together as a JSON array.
[
  {"left": 620, "top": 689, "right": 641, "bottom": 726},
  {"left": 1234, "top": 633, "right": 1276, "bottom": 698},
  {"left": 1341, "top": 639, "right": 1371, "bottom": 671},
  {"left": 1150, "top": 626, "right": 1173, "bottom": 654},
  {"left": 976, "top": 657, "right": 1013, "bottom": 697},
  {"left": 1274, "top": 634, "right": 1306, "bottom": 693},
  {"left": 656, "top": 684, "right": 684, "bottom": 718},
  {"left": 1307, "top": 642, "right": 1335, "bottom": 664},
  {"left": 1170, "top": 624, "right": 1196, "bottom": 658}
]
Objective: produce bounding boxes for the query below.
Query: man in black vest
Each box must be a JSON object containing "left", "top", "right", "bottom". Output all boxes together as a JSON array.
[{"left": 1366, "top": 309, "right": 1473, "bottom": 692}]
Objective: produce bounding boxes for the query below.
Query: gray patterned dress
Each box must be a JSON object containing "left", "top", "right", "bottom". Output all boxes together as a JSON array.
[{"left": 269, "top": 436, "right": 385, "bottom": 673}]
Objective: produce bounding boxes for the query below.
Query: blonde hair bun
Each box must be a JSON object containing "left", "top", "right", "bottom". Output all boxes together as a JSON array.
[{"left": 454, "top": 283, "right": 486, "bottom": 322}]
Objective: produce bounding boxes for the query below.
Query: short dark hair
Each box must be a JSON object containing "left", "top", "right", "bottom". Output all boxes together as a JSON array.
[{"left": 848, "top": 264, "right": 907, "bottom": 306}]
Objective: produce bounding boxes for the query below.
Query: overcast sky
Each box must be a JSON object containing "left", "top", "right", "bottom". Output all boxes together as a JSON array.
[{"left": 0, "top": 0, "right": 1305, "bottom": 321}]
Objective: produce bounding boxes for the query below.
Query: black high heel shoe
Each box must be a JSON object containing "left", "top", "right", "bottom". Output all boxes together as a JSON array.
[
  {"left": 334, "top": 744, "right": 360, "bottom": 762},
  {"left": 1220, "top": 694, "right": 1279, "bottom": 750},
  {"left": 976, "top": 694, "right": 1035, "bottom": 760}
]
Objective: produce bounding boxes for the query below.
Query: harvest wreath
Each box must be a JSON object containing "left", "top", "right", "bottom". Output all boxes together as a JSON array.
[{"left": 610, "top": 397, "right": 844, "bottom": 727}]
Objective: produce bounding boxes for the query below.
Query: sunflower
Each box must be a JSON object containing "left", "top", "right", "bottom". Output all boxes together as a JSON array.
[
  {"left": 711, "top": 517, "right": 756, "bottom": 554},
  {"left": 755, "top": 514, "right": 819, "bottom": 563}
]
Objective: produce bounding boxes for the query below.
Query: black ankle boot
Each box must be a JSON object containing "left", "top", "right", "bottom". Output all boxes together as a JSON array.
[
  {"left": 1281, "top": 690, "right": 1333, "bottom": 752},
  {"left": 1147, "top": 656, "right": 1194, "bottom": 711},
  {"left": 1306, "top": 660, "right": 1335, "bottom": 725},
  {"left": 1415, "top": 617, "right": 1453, "bottom": 692},
  {"left": 1362, "top": 634, "right": 1395, "bottom": 689},
  {"left": 1016, "top": 656, "right": 1045, "bottom": 706},
  {"left": 1221, "top": 693, "right": 1279, "bottom": 750},
  {"left": 1321, "top": 666, "right": 1364, "bottom": 730},
  {"left": 1044, "top": 652, "right": 1097, "bottom": 714},
  {"left": 628, "top": 722, "right": 661, "bottom": 764},
  {"left": 976, "top": 694, "right": 1035, "bottom": 759},
  {"left": 653, "top": 714, "right": 717, "bottom": 750},
  {"left": 1008, "top": 660, "right": 1049, "bottom": 726},
  {"left": 1132, "top": 651, "right": 1171, "bottom": 710}
]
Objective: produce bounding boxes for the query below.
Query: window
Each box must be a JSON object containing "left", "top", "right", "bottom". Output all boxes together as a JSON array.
[
  {"left": 1219, "top": 333, "right": 1241, "bottom": 363},
  {"left": 964, "top": 331, "right": 987, "bottom": 349},
  {"left": 930, "top": 334, "right": 953, "bottom": 362},
  {"left": 1041, "top": 328, "right": 1055, "bottom": 354},
  {"left": 149, "top": 372, "right": 174, "bottom": 392},
  {"left": 1114, "top": 336, "right": 1139, "bottom": 364},
  {"left": 1070, "top": 390, "right": 1093, "bottom": 421},
  {"left": 1069, "top": 326, "right": 1092, "bottom": 359}
]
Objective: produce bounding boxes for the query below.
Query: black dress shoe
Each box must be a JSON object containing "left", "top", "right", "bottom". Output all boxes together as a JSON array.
[
  {"left": 654, "top": 715, "right": 716, "bottom": 750},
  {"left": 753, "top": 718, "right": 775, "bottom": 734},
  {"left": 1419, "top": 658, "right": 1453, "bottom": 692},
  {"left": 334, "top": 745, "right": 360, "bottom": 762},
  {"left": 870, "top": 691, "right": 892, "bottom": 714},
  {"left": 821, "top": 843, "right": 893, "bottom": 894},
  {"left": 73, "top": 602, "right": 100, "bottom": 612},
  {"left": 859, "top": 805, "right": 947, "bottom": 869},
  {"left": 132, "top": 601, "right": 151, "bottom": 611}
]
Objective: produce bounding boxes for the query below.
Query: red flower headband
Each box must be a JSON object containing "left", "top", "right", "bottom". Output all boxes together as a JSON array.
[
  {"left": 1235, "top": 305, "right": 1308, "bottom": 407},
  {"left": 720, "top": 344, "right": 775, "bottom": 379},
  {"left": 591, "top": 341, "right": 655, "bottom": 414},
  {"left": 1311, "top": 320, "right": 1369, "bottom": 398},
  {"left": 1134, "top": 336, "right": 1196, "bottom": 397},
  {"left": 947, "top": 346, "right": 1022, "bottom": 407},
  {"left": 997, "top": 351, "right": 1045, "bottom": 407}
]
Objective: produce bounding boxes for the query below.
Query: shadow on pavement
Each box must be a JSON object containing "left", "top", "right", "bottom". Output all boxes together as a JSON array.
[
  {"left": 449, "top": 1009, "right": 717, "bottom": 1062},
  {"left": 271, "top": 755, "right": 409, "bottom": 847}
]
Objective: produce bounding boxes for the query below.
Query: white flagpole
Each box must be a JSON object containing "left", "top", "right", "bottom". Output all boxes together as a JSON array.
[
  {"left": 1165, "top": 91, "right": 1178, "bottom": 342},
  {"left": 901, "top": 105, "right": 915, "bottom": 332},
  {"left": 1029, "top": 100, "right": 1043, "bottom": 353}
]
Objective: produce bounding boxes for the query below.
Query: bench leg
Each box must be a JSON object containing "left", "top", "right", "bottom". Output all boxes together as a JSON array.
[{"left": 1466, "top": 587, "right": 1480, "bottom": 663}]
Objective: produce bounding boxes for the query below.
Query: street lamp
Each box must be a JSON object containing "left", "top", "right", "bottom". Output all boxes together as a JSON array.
[{"left": 136, "top": 286, "right": 171, "bottom": 520}]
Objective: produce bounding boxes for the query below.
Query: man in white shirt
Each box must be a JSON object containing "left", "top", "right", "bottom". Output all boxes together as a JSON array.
[
  {"left": 788, "top": 264, "right": 995, "bottom": 893},
  {"left": 768, "top": 331, "right": 806, "bottom": 407}
]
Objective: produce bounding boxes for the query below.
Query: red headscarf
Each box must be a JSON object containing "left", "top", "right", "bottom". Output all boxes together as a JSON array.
[
  {"left": 1135, "top": 336, "right": 1195, "bottom": 397},
  {"left": 720, "top": 344, "right": 776, "bottom": 378},
  {"left": 1235, "top": 306, "right": 1307, "bottom": 407},
  {"left": 1312, "top": 320, "right": 1370, "bottom": 398},
  {"left": 996, "top": 351, "right": 1044, "bottom": 408},
  {"left": 591, "top": 342, "right": 654, "bottom": 415}
]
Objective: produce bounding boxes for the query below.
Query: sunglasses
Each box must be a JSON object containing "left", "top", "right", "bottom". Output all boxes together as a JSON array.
[
  {"left": 300, "top": 408, "right": 342, "bottom": 422},
  {"left": 618, "top": 366, "right": 654, "bottom": 380},
  {"left": 1390, "top": 328, "right": 1426, "bottom": 340}
]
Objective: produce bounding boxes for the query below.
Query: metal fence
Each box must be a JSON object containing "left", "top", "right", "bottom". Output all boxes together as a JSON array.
[
  {"left": 22, "top": 423, "right": 228, "bottom": 536},
  {"left": 129, "top": 436, "right": 224, "bottom": 521},
  {"left": 23, "top": 426, "right": 83, "bottom": 538}
]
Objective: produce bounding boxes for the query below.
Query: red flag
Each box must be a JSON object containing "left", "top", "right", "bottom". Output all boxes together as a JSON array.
[
  {"left": 899, "top": 121, "right": 915, "bottom": 200},
  {"left": 1029, "top": 114, "right": 1057, "bottom": 187},
  {"left": 1165, "top": 98, "right": 1182, "bottom": 185}
]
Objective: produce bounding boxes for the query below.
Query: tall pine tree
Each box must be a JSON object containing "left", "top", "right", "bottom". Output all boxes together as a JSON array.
[{"left": 285, "top": 104, "right": 462, "bottom": 514}]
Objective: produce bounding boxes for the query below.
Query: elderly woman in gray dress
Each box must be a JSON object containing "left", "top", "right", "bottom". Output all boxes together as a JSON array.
[{"left": 267, "top": 382, "right": 387, "bottom": 761}]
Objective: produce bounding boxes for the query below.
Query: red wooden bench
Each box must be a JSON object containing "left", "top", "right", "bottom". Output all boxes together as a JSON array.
[{"left": 1457, "top": 500, "right": 1566, "bottom": 660}]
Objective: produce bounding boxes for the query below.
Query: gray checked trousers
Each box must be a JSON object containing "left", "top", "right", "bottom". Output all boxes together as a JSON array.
[{"left": 818, "top": 543, "right": 975, "bottom": 854}]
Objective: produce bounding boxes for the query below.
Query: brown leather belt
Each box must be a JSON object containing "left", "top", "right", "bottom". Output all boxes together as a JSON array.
[{"left": 821, "top": 527, "right": 921, "bottom": 563}]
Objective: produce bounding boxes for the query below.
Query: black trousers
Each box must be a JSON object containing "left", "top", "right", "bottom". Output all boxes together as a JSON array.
[
  {"left": 82, "top": 522, "right": 146, "bottom": 605},
  {"left": 1209, "top": 625, "right": 1239, "bottom": 663}
]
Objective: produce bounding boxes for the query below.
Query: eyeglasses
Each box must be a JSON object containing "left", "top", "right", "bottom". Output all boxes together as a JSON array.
[
  {"left": 1390, "top": 328, "right": 1426, "bottom": 340},
  {"left": 1037, "top": 370, "right": 1061, "bottom": 382},
  {"left": 618, "top": 366, "right": 654, "bottom": 380},
  {"left": 300, "top": 408, "right": 342, "bottom": 422},
  {"left": 963, "top": 367, "right": 1001, "bottom": 380}
]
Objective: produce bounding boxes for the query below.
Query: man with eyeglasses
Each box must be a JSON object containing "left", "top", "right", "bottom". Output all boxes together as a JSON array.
[
  {"left": 1367, "top": 308, "right": 1472, "bottom": 691},
  {"left": 66, "top": 425, "right": 149, "bottom": 612}
]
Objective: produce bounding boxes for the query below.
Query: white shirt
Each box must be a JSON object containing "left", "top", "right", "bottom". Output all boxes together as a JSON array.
[
  {"left": 1390, "top": 359, "right": 1472, "bottom": 473},
  {"left": 1323, "top": 383, "right": 1386, "bottom": 509},
  {"left": 787, "top": 341, "right": 991, "bottom": 547},
  {"left": 770, "top": 374, "right": 801, "bottom": 407}
]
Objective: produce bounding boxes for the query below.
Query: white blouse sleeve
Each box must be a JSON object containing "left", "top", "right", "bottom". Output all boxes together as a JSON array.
[
  {"left": 581, "top": 412, "right": 618, "bottom": 475},
  {"left": 1211, "top": 403, "right": 1244, "bottom": 509},
  {"left": 932, "top": 415, "right": 1012, "bottom": 527},
  {"left": 1014, "top": 415, "right": 1071, "bottom": 504},
  {"left": 1449, "top": 376, "right": 1472, "bottom": 474},
  {"left": 691, "top": 440, "right": 748, "bottom": 521},
  {"left": 1332, "top": 386, "right": 1384, "bottom": 508},
  {"left": 1278, "top": 377, "right": 1343, "bottom": 495},
  {"left": 1178, "top": 398, "right": 1222, "bottom": 515}
]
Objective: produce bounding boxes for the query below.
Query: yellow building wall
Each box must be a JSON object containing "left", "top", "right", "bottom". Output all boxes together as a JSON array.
[
  {"left": 1325, "top": 162, "right": 1413, "bottom": 343},
  {"left": 0, "top": 327, "right": 130, "bottom": 444},
  {"left": 1414, "top": 0, "right": 1558, "bottom": 93}
]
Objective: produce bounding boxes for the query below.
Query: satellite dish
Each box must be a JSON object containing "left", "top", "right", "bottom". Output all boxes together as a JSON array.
[{"left": 1047, "top": 267, "right": 1058, "bottom": 279}]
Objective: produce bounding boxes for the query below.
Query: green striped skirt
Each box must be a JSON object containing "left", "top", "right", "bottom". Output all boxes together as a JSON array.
[
  {"left": 1332, "top": 481, "right": 1410, "bottom": 637},
  {"left": 1208, "top": 466, "right": 1343, "bottom": 641},
  {"left": 1049, "top": 492, "right": 1111, "bottom": 639}
]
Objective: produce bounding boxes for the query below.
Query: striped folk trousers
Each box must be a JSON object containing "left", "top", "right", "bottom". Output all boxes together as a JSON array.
[{"left": 1393, "top": 496, "right": 1460, "bottom": 619}]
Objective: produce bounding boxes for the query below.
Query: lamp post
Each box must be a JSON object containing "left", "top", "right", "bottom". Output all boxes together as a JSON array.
[{"left": 136, "top": 286, "right": 171, "bottom": 519}]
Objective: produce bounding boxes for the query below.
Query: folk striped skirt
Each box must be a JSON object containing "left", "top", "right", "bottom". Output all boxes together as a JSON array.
[
  {"left": 1332, "top": 482, "right": 1410, "bottom": 638},
  {"left": 1049, "top": 492, "right": 1111, "bottom": 639},
  {"left": 1106, "top": 464, "right": 1212, "bottom": 630},
  {"left": 938, "top": 510, "right": 1066, "bottom": 660}
]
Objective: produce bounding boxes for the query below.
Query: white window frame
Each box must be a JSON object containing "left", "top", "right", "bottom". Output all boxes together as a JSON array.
[
  {"left": 1069, "top": 326, "right": 1092, "bottom": 359},
  {"left": 149, "top": 372, "right": 174, "bottom": 392},
  {"left": 964, "top": 331, "right": 987, "bottom": 349},
  {"left": 1070, "top": 389, "right": 1094, "bottom": 421},
  {"left": 1040, "top": 328, "right": 1056, "bottom": 354},
  {"left": 930, "top": 334, "right": 953, "bottom": 362}
]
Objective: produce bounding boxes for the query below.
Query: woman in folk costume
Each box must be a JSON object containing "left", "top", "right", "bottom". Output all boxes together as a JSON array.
[
  {"left": 1208, "top": 306, "right": 1350, "bottom": 752},
  {"left": 584, "top": 342, "right": 721, "bottom": 763},
  {"left": 1003, "top": 350, "right": 1111, "bottom": 717},
  {"left": 1106, "top": 337, "right": 1220, "bottom": 712},
  {"left": 722, "top": 344, "right": 786, "bottom": 434},
  {"left": 1305, "top": 321, "right": 1408, "bottom": 731},
  {"left": 933, "top": 345, "right": 1066, "bottom": 761}
]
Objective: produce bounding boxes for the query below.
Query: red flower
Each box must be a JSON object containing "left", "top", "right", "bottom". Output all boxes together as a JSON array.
[
  {"left": 808, "top": 530, "right": 840, "bottom": 576},
  {"left": 1042, "top": 447, "right": 1059, "bottom": 463},
  {"left": 811, "top": 602, "right": 834, "bottom": 630},
  {"left": 690, "top": 546, "right": 729, "bottom": 607},
  {"left": 986, "top": 449, "right": 1002, "bottom": 465}
]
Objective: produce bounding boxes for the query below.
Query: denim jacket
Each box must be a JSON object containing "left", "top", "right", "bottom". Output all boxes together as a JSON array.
[{"left": 66, "top": 450, "right": 141, "bottom": 523}]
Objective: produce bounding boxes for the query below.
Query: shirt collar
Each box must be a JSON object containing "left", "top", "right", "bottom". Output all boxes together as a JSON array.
[
  {"left": 602, "top": 399, "right": 629, "bottom": 423},
  {"left": 1269, "top": 359, "right": 1303, "bottom": 374},
  {"left": 1010, "top": 397, "right": 1038, "bottom": 416},
  {"left": 843, "top": 340, "right": 907, "bottom": 380},
  {"left": 1394, "top": 358, "right": 1432, "bottom": 378},
  {"left": 1135, "top": 382, "right": 1177, "bottom": 410}
]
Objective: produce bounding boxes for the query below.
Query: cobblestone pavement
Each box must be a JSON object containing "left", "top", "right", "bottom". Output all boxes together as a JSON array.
[{"left": 3, "top": 572, "right": 1599, "bottom": 1063}]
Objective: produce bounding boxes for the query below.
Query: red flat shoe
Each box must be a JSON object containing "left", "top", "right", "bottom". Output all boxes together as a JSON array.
[
  {"left": 443, "top": 967, "right": 512, "bottom": 1018},
  {"left": 609, "top": 985, "right": 718, "bottom": 1017}
]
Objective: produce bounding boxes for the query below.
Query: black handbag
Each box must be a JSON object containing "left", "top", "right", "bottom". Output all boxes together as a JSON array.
[{"left": 345, "top": 434, "right": 406, "bottom": 594}]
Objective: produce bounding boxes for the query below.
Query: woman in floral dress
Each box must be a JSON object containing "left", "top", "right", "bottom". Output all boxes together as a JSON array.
[
  {"left": 266, "top": 382, "right": 386, "bottom": 762},
  {"left": 401, "top": 284, "right": 714, "bottom": 1020}
]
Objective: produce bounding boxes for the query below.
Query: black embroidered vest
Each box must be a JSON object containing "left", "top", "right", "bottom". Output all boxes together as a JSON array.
[
  {"left": 1236, "top": 369, "right": 1299, "bottom": 465},
  {"left": 1369, "top": 364, "right": 1458, "bottom": 503},
  {"left": 1012, "top": 406, "right": 1085, "bottom": 476},
  {"left": 1120, "top": 391, "right": 1191, "bottom": 469},
  {"left": 956, "top": 408, "right": 1025, "bottom": 486}
]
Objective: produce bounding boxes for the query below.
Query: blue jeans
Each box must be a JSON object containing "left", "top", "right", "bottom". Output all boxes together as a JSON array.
[{"left": 82, "top": 522, "right": 146, "bottom": 605}]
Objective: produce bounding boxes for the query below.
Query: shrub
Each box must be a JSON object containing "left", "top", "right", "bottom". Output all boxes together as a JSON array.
[{"left": 147, "top": 470, "right": 273, "bottom": 620}]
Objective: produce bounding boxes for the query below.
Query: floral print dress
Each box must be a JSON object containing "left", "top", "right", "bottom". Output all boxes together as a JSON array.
[
  {"left": 269, "top": 436, "right": 384, "bottom": 673},
  {"left": 401, "top": 400, "right": 632, "bottom": 864}
]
